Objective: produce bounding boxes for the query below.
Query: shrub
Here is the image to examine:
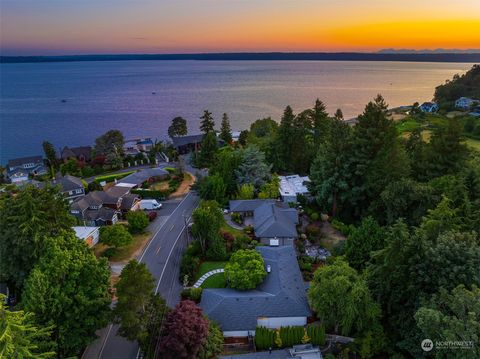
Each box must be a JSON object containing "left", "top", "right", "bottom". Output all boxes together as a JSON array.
[
  {"left": 331, "top": 219, "right": 354, "bottom": 236},
  {"left": 232, "top": 235, "right": 251, "bottom": 251},
  {"left": 147, "top": 211, "right": 157, "bottom": 222},
  {"left": 231, "top": 212, "right": 243, "bottom": 224},
  {"left": 224, "top": 249, "right": 266, "bottom": 290},
  {"left": 180, "top": 287, "right": 203, "bottom": 303},
  {"left": 102, "top": 247, "right": 117, "bottom": 258},
  {"left": 305, "top": 224, "right": 321, "bottom": 239},
  {"left": 220, "top": 230, "right": 235, "bottom": 252},
  {"left": 255, "top": 326, "right": 275, "bottom": 350},
  {"left": 100, "top": 225, "right": 133, "bottom": 248},
  {"left": 307, "top": 324, "right": 326, "bottom": 346},
  {"left": 81, "top": 166, "right": 95, "bottom": 177},
  {"left": 310, "top": 212, "right": 320, "bottom": 221},
  {"left": 127, "top": 211, "right": 149, "bottom": 233}
]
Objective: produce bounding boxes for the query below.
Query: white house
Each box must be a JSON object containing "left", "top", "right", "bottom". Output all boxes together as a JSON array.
[
  {"left": 72, "top": 226, "right": 100, "bottom": 247},
  {"left": 279, "top": 175, "right": 310, "bottom": 203},
  {"left": 455, "top": 97, "right": 479, "bottom": 110}
]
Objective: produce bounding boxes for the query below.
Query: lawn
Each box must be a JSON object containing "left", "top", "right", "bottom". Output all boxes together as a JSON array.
[
  {"left": 465, "top": 137, "right": 480, "bottom": 151},
  {"left": 201, "top": 273, "right": 226, "bottom": 289},
  {"left": 93, "top": 232, "right": 151, "bottom": 263},
  {"left": 195, "top": 261, "right": 227, "bottom": 280},
  {"left": 196, "top": 261, "right": 227, "bottom": 289},
  {"left": 221, "top": 224, "right": 244, "bottom": 238},
  {"left": 396, "top": 119, "right": 421, "bottom": 134}
]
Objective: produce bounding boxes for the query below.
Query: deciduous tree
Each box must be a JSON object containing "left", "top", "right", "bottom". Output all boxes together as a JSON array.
[
  {"left": 156, "top": 300, "right": 209, "bottom": 359},
  {"left": 100, "top": 224, "right": 133, "bottom": 248},
  {"left": 191, "top": 200, "right": 224, "bottom": 254},
  {"left": 168, "top": 116, "right": 188, "bottom": 138},
  {"left": 21, "top": 234, "right": 111, "bottom": 358},
  {"left": 235, "top": 145, "right": 271, "bottom": 190},
  {"left": 114, "top": 260, "right": 167, "bottom": 356},
  {"left": 127, "top": 211, "right": 149, "bottom": 234},
  {"left": 224, "top": 249, "right": 267, "bottom": 290}
]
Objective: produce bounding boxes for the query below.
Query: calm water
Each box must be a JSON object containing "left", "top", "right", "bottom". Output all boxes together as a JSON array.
[{"left": 0, "top": 60, "right": 472, "bottom": 163}]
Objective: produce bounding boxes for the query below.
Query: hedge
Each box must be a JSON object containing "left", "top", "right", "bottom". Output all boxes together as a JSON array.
[
  {"left": 255, "top": 324, "right": 325, "bottom": 350},
  {"left": 93, "top": 171, "right": 136, "bottom": 184}
]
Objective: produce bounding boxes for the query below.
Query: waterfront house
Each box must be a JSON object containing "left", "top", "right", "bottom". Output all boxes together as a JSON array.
[
  {"left": 137, "top": 138, "right": 154, "bottom": 152},
  {"left": 60, "top": 146, "right": 92, "bottom": 163},
  {"left": 171, "top": 134, "right": 206, "bottom": 154},
  {"left": 455, "top": 97, "right": 479, "bottom": 110},
  {"left": 419, "top": 102, "right": 439, "bottom": 113},
  {"left": 279, "top": 175, "right": 310, "bottom": 203},
  {"left": 7, "top": 156, "right": 47, "bottom": 183},
  {"left": 229, "top": 200, "right": 298, "bottom": 245},
  {"left": 117, "top": 167, "right": 169, "bottom": 188},
  {"left": 72, "top": 226, "right": 100, "bottom": 247},
  {"left": 200, "top": 246, "right": 311, "bottom": 337}
]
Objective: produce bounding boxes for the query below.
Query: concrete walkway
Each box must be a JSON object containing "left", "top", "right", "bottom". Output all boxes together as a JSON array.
[
  {"left": 193, "top": 269, "right": 225, "bottom": 288},
  {"left": 224, "top": 214, "right": 244, "bottom": 230}
]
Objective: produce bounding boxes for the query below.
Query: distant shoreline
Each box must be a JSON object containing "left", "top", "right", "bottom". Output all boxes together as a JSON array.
[{"left": 2, "top": 52, "right": 480, "bottom": 64}]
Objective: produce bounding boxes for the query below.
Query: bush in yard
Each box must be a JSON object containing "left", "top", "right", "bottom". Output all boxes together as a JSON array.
[
  {"left": 147, "top": 211, "right": 157, "bottom": 222},
  {"left": 220, "top": 230, "right": 235, "bottom": 252},
  {"left": 305, "top": 224, "right": 321, "bottom": 240},
  {"left": 198, "top": 320, "right": 224, "bottom": 359},
  {"left": 310, "top": 212, "right": 320, "bottom": 221},
  {"left": 307, "top": 324, "right": 326, "bottom": 346},
  {"left": 231, "top": 212, "right": 242, "bottom": 224},
  {"left": 224, "top": 249, "right": 266, "bottom": 290},
  {"left": 179, "top": 241, "right": 202, "bottom": 284},
  {"left": 101, "top": 247, "right": 117, "bottom": 258},
  {"left": 206, "top": 234, "right": 227, "bottom": 261},
  {"left": 255, "top": 326, "right": 275, "bottom": 350},
  {"left": 180, "top": 287, "right": 203, "bottom": 303},
  {"left": 232, "top": 234, "right": 251, "bottom": 251},
  {"left": 100, "top": 224, "right": 133, "bottom": 248},
  {"left": 127, "top": 211, "right": 149, "bottom": 233}
]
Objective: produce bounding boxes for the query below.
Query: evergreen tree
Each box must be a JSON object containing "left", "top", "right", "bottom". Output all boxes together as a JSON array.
[
  {"left": 310, "top": 116, "right": 352, "bottom": 217},
  {"left": 291, "top": 110, "right": 315, "bottom": 174},
  {"left": 312, "top": 99, "right": 330, "bottom": 147},
  {"left": 349, "top": 95, "right": 409, "bottom": 218},
  {"left": 426, "top": 118, "right": 469, "bottom": 179},
  {"left": 197, "top": 132, "right": 218, "bottom": 168},
  {"left": 168, "top": 117, "right": 188, "bottom": 138},
  {"left": 0, "top": 295, "right": 55, "bottom": 358},
  {"left": 219, "top": 113, "right": 233, "bottom": 144},
  {"left": 199, "top": 110, "right": 215, "bottom": 134},
  {"left": 0, "top": 185, "right": 75, "bottom": 293},
  {"left": 210, "top": 148, "right": 243, "bottom": 197},
  {"left": 275, "top": 106, "right": 296, "bottom": 172},
  {"left": 235, "top": 145, "right": 271, "bottom": 190},
  {"left": 42, "top": 141, "right": 57, "bottom": 171}
]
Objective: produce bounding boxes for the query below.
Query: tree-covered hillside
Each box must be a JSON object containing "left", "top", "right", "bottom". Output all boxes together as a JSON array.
[{"left": 434, "top": 64, "right": 480, "bottom": 108}]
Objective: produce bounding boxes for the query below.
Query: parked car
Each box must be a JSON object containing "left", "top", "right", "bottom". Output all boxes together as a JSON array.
[
  {"left": 147, "top": 211, "right": 157, "bottom": 222},
  {"left": 139, "top": 199, "right": 162, "bottom": 210}
]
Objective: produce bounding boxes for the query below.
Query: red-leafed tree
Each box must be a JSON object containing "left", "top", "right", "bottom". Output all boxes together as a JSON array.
[{"left": 156, "top": 300, "right": 209, "bottom": 359}]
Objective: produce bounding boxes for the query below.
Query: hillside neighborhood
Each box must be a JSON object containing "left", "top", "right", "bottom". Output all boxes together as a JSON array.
[{"left": 1, "top": 66, "right": 480, "bottom": 359}]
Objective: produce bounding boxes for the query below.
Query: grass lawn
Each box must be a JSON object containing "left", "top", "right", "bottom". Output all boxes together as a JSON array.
[
  {"left": 465, "top": 137, "right": 480, "bottom": 151},
  {"left": 396, "top": 119, "right": 421, "bottom": 134},
  {"left": 92, "top": 232, "right": 151, "bottom": 263},
  {"left": 221, "top": 224, "right": 244, "bottom": 238},
  {"left": 201, "top": 273, "right": 226, "bottom": 289},
  {"left": 195, "top": 261, "right": 227, "bottom": 280}
]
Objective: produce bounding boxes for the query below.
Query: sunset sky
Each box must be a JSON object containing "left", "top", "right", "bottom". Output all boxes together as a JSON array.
[{"left": 1, "top": 0, "right": 479, "bottom": 55}]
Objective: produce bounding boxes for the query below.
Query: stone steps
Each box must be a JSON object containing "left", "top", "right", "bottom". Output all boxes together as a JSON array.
[{"left": 193, "top": 268, "right": 225, "bottom": 288}]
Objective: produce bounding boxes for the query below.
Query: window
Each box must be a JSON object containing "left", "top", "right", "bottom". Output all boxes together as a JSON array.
[{"left": 75, "top": 189, "right": 83, "bottom": 194}]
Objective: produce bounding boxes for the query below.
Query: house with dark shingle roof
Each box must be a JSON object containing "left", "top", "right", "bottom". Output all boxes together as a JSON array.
[
  {"left": 52, "top": 175, "right": 85, "bottom": 203},
  {"left": 200, "top": 246, "right": 311, "bottom": 337},
  {"left": 60, "top": 146, "right": 92, "bottom": 163},
  {"left": 229, "top": 200, "right": 298, "bottom": 245},
  {"left": 70, "top": 191, "right": 120, "bottom": 226}
]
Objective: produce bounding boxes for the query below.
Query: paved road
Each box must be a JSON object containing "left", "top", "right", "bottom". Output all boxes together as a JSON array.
[{"left": 83, "top": 191, "right": 200, "bottom": 359}]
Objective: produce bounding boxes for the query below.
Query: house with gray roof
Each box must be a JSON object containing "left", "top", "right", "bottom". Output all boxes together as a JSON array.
[
  {"left": 60, "top": 146, "right": 92, "bottom": 163},
  {"left": 117, "top": 167, "right": 169, "bottom": 188},
  {"left": 200, "top": 246, "right": 311, "bottom": 337},
  {"left": 229, "top": 200, "right": 298, "bottom": 245},
  {"left": 52, "top": 175, "right": 85, "bottom": 203},
  {"left": 7, "top": 156, "right": 47, "bottom": 183},
  {"left": 70, "top": 191, "right": 121, "bottom": 226}
]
